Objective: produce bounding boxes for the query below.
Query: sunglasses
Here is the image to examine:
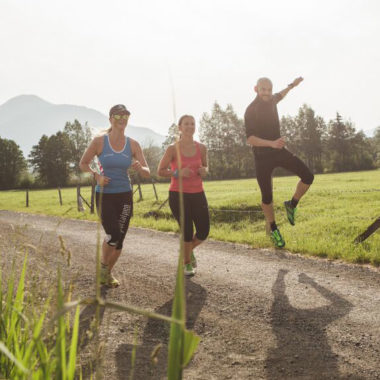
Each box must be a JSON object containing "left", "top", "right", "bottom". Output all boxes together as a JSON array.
[{"left": 112, "top": 114, "right": 129, "bottom": 120}]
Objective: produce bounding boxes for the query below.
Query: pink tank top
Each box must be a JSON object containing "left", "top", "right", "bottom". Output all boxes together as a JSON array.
[{"left": 169, "top": 142, "right": 204, "bottom": 193}]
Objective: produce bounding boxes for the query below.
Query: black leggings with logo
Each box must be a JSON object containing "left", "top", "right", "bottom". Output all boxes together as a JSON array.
[
  {"left": 169, "top": 191, "right": 210, "bottom": 242},
  {"left": 96, "top": 191, "right": 133, "bottom": 250},
  {"left": 255, "top": 148, "right": 314, "bottom": 205}
]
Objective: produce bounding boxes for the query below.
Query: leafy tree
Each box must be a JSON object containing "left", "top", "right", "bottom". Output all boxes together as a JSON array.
[
  {"left": 0, "top": 137, "right": 26, "bottom": 189},
  {"left": 199, "top": 102, "right": 254, "bottom": 179},
  {"left": 281, "top": 105, "right": 326, "bottom": 173},
  {"left": 29, "top": 132, "right": 72, "bottom": 187},
  {"left": 162, "top": 123, "right": 179, "bottom": 150},
  {"left": 345, "top": 130, "right": 374, "bottom": 171},
  {"left": 370, "top": 126, "right": 380, "bottom": 167},
  {"left": 142, "top": 139, "right": 162, "bottom": 178},
  {"left": 296, "top": 105, "right": 326, "bottom": 173},
  {"left": 29, "top": 135, "right": 50, "bottom": 185},
  {"left": 326, "top": 114, "right": 374, "bottom": 172},
  {"left": 63, "top": 120, "right": 92, "bottom": 177}
]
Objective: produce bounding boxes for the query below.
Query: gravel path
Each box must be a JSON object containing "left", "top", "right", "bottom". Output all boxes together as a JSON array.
[{"left": 0, "top": 210, "right": 379, "bottom": 379}]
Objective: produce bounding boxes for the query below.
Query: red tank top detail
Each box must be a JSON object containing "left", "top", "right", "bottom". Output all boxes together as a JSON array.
[{"left": 169, "top": 142, "right": 204, "bottom": 193}]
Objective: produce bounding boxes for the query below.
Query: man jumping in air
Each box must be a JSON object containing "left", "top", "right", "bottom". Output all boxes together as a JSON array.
[{"left": 244, "top": 77, "right": 314, "bottom": 248}]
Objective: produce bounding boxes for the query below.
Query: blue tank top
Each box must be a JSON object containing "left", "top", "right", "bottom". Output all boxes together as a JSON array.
[{"left": 96, "top": 134, "right": 132, "bottom": 193}]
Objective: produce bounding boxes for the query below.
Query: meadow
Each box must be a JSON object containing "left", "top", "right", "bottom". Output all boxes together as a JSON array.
[{"left": 1, "top": 170, "right": 379, "bottom": 265}]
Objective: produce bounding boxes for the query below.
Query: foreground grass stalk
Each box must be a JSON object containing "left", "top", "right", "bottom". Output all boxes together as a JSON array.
[{"left": 167, "top": 141, "right": 200, "bottom": 380}]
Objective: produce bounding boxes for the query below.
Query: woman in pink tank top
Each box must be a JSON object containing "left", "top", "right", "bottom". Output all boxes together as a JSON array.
[{"left": 158, "top": 115, "right": 210, "bottom": 276}]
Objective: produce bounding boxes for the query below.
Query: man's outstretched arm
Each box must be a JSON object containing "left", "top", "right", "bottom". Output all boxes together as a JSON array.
[{"left": 278, "top": 76, "right": 304, "bottom": 100}]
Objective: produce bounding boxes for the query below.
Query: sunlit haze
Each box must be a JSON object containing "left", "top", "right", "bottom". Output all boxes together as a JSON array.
[{"left": 1, "top": 0, "right": 379, "bottom": 136}]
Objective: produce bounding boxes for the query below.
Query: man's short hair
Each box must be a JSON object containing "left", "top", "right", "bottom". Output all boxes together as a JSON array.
[{"left": 256, "top": 77, "right": 273, "bottom": 87}]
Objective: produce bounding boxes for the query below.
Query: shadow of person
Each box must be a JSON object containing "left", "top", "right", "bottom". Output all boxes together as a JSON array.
[
  {"left": 78, "top": 286, "right": 108, "bottom": 379},
  {"left": 266, "top": 269, "right": 353, "bottom": 379},
  {"left": 115, "top": 278, "right": 207, "bottom": 380}
]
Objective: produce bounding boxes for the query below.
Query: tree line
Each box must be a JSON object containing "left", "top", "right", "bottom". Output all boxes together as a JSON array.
[
  {"left": 197, "top": 103, "right": 379, "bottom": 179},
  {"left": 1, "top": 103, "right": 379, "bottom": 189},
  {"left": 0, "top": 120, "right": 92, "bottom": 189}
]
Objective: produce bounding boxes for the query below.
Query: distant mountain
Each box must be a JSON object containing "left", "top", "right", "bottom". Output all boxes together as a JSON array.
[{"left": 0, "top": 95, "right": 165, "bottom": 156}]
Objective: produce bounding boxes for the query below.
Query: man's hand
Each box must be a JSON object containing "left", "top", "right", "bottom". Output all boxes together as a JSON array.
[
  {"left": 271, "top": 137, "right": 286, "bottom": 149},
  {"left": 291, "top": 77, "right": 304, "bottom": 87},
  {"left": 279, "top": 77, "right": 304, "bottom": 100}
]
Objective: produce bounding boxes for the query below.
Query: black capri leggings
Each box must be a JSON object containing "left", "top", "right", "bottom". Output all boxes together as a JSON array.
[
  {"left": 255, "top": 148, "right": 314, "bottom": 205},
  {"left": 96, "top": 191, "right": 133, "bottom": 250},
  {"left": 169, "top": 191, "right": 210, "bottom": 243}
]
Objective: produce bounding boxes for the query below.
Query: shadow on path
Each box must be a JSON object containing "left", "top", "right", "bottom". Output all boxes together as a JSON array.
[
  {"left": 115, "top": 278, "right": 207, "bottom": 379},
  {"left": 266, "top": 269, "right": 353, "bottom": 379}
]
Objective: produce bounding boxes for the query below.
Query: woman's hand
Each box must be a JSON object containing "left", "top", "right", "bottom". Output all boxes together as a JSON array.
[
  {"left": 95, "top": 173, "right": 111, "bottom": 186},
  {"left": 131, "top": 159, "right": 142, "bottom": 172},
  {"left": 198, "top": 166, "right": 208, "bottom": 178}
]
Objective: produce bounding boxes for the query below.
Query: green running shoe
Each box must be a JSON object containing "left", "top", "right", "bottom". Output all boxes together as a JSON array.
[
  {"left": 191, "top": 251, "right": 197, "bottom": 268},
  {"left": 100, "top": 264, "right": 120, "bottom": 288},
  {"left": 271, "top": 229, "right": 285, "bottom": 248},
  {"left": 184, "top": 263, "right": 195, "bottom": 277},
  {"left": 108, "top": 272, "right": 120, "bottom": 288},
  {"left": 284, "top": 200, "right": 297, "bottom": 226}
]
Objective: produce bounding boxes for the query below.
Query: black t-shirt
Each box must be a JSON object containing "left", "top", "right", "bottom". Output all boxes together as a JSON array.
[{"left": 244, "top": 93, "right": 283, "bottom": 156}]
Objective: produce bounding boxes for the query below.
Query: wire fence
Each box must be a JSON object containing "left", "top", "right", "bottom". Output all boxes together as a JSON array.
[
  {"left": 4, "top": 183, "right": 379, "bottom": 242},
  {"left": 18, "top": 185, "right": 379, "bottom": 222}
]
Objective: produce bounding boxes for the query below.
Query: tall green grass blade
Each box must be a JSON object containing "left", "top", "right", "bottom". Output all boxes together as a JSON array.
[
  {"left": 4, "top": 261, "right": 16, "bottom": 332},
  {"left": 167, "top": 247, "right": 186, "bottom": 380},
  {"left": 0, "top": 268, "right": 2, "bottom": 322},
  {"left": 53, "top": 298, "right": 182, "bottom": 326},
  {"left": 2, "top": 256, "right": 28, "bottom": 378},
  {"left": 35, "top": 338, "right": 48, "bottom": 367},
  {"left": 182, "top": 329, "right": 200, "bottom": 367},
  {"left": 167, "top": 140, "right": 194, "bottom": 380},
  {"left": 0, "top": 341, "right": 29, "bottom": 375},
  {"left": 128, "top": 326, "right": 139, "bottom": 380},
  {"left": 103, "top": 301, "right": 182, "bottom": 325},
  {"left": 67, "top": 305, "right": 80, "bottom": 380},
  {"left": 23, "top": 299, "right": 50, "bottom": 368},
  {"left": 56, "top": 268, "right": 67, "bottom": 380},
  {"left": 13, "top": 254, "right": 28, "bottom": 313}
]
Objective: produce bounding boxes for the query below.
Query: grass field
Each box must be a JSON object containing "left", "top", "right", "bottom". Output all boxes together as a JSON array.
[{"left": 1, "top": 170, "right": 379, "bottom": 265}]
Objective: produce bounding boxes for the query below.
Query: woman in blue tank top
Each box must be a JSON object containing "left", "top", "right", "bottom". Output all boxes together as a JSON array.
[{"left": 80, "top": 104, "right": 150, "bottom": 287}]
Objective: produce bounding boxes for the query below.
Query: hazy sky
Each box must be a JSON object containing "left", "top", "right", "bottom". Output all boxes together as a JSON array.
[{"left": 1, "top": 0, "right": 379, "bottom": 136}]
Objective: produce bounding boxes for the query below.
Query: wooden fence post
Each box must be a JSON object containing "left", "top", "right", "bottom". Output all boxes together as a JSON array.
[
  {"left": 152, "top": 179, "right": 158, "bottom": 201},
  {"left": 77, "top": 185, "right": 84, "bottom": 212},
  {"left": 26, "top": 189, "right": 29, "bottom": 207},
  {"left": 354, "top": 217, "right": 380, "bottom": 243},
  {"left": 136, "top": 177, "right": 143, "bottom": 201},
  {"left": 90, "top": 182, "right": 95, "bottom": 214},
  {"left": 58, "top": 187, "right": 63, "bottom": 206}
]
